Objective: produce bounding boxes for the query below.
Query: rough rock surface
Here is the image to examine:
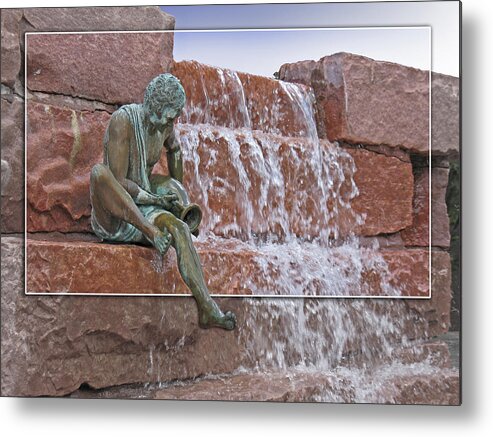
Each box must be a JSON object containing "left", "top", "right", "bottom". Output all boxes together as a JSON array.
[
  {"left": 27, "top": 32, "right": 173, "bottom": 106},
  {"left": 407, "top": 250, "right": 452, "bottom": 338},
  {"left": 1, "top": 7, "right": 175, "bottom": 93},
  {"left": 26, "top": 101, "right": 110, "bottom": 232},
  {"left": 431, "top": 73, "right": 460, "bottom": 156},
  {"left": 172, "top": 60, "right": 317, "bottom": 138},
  {"left": 374, "top": 371, "right": 459, "bottom": 405},
  {"left": 22, "top": 6, "right": 175, "bottom": 32},
  {"left": 1, "top": 9, "right": 23, "bottom": 88},
  {"left": 344, "top": 146, "right": 413, "bottom": 236},
  {"left": 401, "top": 166, "right": 451, "bottom": 247},
  {"left": 4, "top": 237, "right": 452, "bottom": 397},
  {"left": 68, "top": 365, "right": 459, "bottom": 405},
  {"left": 279, "top": 52, "right": 430, "bottom": 153},
  {"left": 153, "top": 371, "right": 354, "bottom": 402},
  {"left": 27, "top": 236, "right": 436, "bottom": 297},
  {"left": 1, "top": 94, "right": 24, "bottom": 233},
  {"left": 2, "top": 236, "right": 244, "bottom": 397}
]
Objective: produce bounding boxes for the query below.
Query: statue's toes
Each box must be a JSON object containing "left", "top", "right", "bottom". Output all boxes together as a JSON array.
[{"left": 223, "top": 311, "right": 236, "bottom": 330}]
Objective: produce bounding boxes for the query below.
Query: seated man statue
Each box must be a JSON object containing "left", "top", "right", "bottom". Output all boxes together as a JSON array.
[{"left": 90, "top": 73, "right": 236, "bottom": 330}]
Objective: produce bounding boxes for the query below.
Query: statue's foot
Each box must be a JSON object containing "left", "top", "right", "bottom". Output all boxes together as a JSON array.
[
  {"left": 199, "top": 306, "right": 236, "bottom": 331},
  {"left": 150, "top": 227, "right": 171, "bottom": 255}
]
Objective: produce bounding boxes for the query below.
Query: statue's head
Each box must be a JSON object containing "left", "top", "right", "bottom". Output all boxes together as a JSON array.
[{"left": 143, "top": 73, "right": 186, "bottom": 131}]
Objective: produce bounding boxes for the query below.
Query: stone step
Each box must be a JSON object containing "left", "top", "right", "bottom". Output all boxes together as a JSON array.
[
  {"left": 4, "top": 236, "right": 452, "bottom": 397},
  {"left": 172, "top": 60, "right": 316, "bottom": 138},
  {"left": 68, "top": 367, "right": 459, "bottom": 405},
  {"left": 26, "top": 236, "right": 439, "bottom": 297}
]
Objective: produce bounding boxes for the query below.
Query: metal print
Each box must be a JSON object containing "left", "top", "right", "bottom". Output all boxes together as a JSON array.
[{"left": 1, "top": 1, "right": 460, "bottom": 404}]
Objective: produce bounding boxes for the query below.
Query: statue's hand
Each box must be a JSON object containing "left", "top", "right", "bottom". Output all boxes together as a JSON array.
[{"left": 156, "top": 192, "right": 178, "bottom": 210}]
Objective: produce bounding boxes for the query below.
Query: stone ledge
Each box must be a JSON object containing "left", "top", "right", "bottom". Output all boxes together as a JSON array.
[
  {"left": 26, "top": 31, "right": 173, "bottom": 106},
  {"left": 68, "top": 366, "right": 459, "bottom": 405},
  {"left": 280, "top": 53, "right": 459, "bottom": 156},
  {"left": 26, "top": 237, "right": 439, "bottom": 297},
  {"left": 172, "top": 60, "right": 317, "bottom": 138},
  {"left": 2, "top": 236, "right": 452, "bottom": 397}
]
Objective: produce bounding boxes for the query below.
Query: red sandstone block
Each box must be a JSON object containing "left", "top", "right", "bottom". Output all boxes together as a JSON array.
[
  {"left": 401, "top": 166, "right": 450, "bottom": 248},
  {"left": 172, "top": 60, "right": 317, "bottom": 138},
  {"left": 431, "top": 73, "right": 460, "bottom": 156},
  {"left": 279, "top": 52, "right": 431, "bottom": 154},
  {"left": 344, "top": 146, "right": 414, "bottom": 236},
  {"left": 26, "top": 32, "right": 173, "bottom": 106},
  {"left": 26, "top": 237, "right": 434, "bottom": 297},
  {"left": 26, "top": 101, "right": 110, "bottom": 232},
  {"left": 1, "top": 9, "right": 23, "bottom": 88},
  {"left": 22, "top": 6, "right": 175, "bottom": 33},
  {"left": 1, "top": 95, "right": 24, "bottom": 233}
]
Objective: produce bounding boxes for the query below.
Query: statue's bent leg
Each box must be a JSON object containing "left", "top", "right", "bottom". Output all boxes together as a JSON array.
[
  {"left": 90, "top": 164, "right": 164, "bottom": 247},
  {"left": 154, "top": 211, "right": 236, "bottom": 330}
]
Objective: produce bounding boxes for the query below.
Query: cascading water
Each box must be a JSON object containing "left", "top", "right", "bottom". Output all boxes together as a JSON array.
[
  {"left": 176, "top": 65, "right": 401, "bottom": 297},
  {"left": 143, "top": 63, "right": 454, "bottom": 403}
]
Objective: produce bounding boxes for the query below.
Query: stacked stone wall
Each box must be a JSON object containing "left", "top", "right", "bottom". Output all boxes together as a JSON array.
[{"left": 1, "top": 8, "right": 459, "bottom": 398}]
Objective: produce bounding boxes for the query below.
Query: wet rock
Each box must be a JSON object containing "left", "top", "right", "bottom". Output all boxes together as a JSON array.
[
  {"left": 391, "top": 340, "right": 451, "bottom": 368},
  {"left": 5, "top": 235, "right": 452, "bottom": 397},
  {"left": 2, "top": 236, "right": 244, "bottom": 397},
  {"left": 26, "top": 101, "right": 110, "bottom": 232},
  {"left": 171, "top": 61, "right": 253, "bottom": 130},
  {"left": 0, "top": 9, "right": 23, "bottom": 88},
  {"left": 26, "top": 236, "right": 435, "bottom": 297},
  {"left": 401, "top": 166, "right": 451, "bottom": 248},
  {"left": 26, "top": 32, "right": 173, "bottom": 105},
  {"left": 172, "top": 60, "right": 317, "bottom": 138},
  {"left": 376, "top": 370, "right": 460, "bottom": 405},
  {"left": 407, "top": 250, "right": 452, "bottom": 338},
  {"left": 152, "top": 371, "right": 354, "bottom": 402},
  {"left": 1, "top": 94, "right": 24, "bottom": 233},
  {"left": 27, "top": 115, "right": 414, "bottom": 239}
]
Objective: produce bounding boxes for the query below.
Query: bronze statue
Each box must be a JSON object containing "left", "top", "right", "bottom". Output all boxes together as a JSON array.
[{"left": 90, "top": 73, "right": 236, "bottom": 330}]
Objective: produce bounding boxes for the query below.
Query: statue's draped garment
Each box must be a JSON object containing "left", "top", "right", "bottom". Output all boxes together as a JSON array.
[{"left": 91, "top": 104, "right": 164, "bottom": 243}]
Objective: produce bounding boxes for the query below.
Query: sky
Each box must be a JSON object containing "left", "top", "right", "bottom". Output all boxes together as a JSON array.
[{"left": 161, "top": 1, "right": 460, "bottom": 77}]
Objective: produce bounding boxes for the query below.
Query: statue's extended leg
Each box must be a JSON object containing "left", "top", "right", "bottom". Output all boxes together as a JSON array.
[
  {"left": 155, "top": 211, "right": 236, "bottom": 330},
  {"left": 90, "top": 164, "right": 168, "bottom": 251}
]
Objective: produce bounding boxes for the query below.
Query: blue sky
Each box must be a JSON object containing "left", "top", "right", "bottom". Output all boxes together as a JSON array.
[{"left": 161, "top": 1, "right": 460, "bottom": 77}]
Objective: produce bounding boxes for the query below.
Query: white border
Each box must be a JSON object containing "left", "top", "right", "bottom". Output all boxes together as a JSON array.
[{"left": 23, "top": 26, "right": 432, "bottom": 299}]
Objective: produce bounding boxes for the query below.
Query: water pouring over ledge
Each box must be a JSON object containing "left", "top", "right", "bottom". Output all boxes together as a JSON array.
[
  {"left": 123, "top": 61, "right": 456, "bottom": 403},
  {"left": 165, "top": 60, "right": 415, "bottom": 297}
]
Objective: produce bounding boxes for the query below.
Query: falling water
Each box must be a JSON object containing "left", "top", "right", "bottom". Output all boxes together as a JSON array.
[
  {"left": 176, "top": 64, "right": 400, "bottom": 298},
  {"left": 144, "top": 63, "right": 453, "bottom": 402}
]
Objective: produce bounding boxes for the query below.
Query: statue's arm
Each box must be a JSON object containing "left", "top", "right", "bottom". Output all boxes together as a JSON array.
[
  {"left": 165, "top": 128, "right": 183, "bottom": 184},
  {"left": 106, "top": 112, "right": 163, "bottom": 206}
]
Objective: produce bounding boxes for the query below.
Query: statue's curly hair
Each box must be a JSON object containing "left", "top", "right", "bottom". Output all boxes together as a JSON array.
[{"left": 143, "top": 73, "right": 186, "bottom": 115}]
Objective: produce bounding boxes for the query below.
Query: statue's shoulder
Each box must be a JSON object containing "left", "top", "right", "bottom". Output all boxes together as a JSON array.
[
  {"left": 111, "top": 105, "right": 132, "bottom": 123},
  {"left": 107, "top": 105, "right": 136, "bottom": 134}
]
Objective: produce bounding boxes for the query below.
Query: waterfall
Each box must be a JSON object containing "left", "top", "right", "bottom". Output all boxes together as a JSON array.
[
  {"left": 175, "top": 64, "right": 400, "bottom": 297},
  {"left": 141, "top": 63, "right": 453, "bottom": 402}
]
